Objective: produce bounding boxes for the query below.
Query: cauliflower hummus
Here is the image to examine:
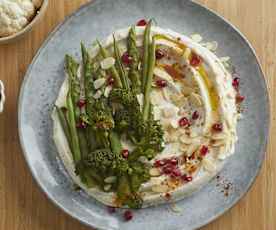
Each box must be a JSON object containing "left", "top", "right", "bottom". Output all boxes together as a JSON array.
[
  {"left": 52, "top": 21, "right": 243, "bottom": 208},
  {"left": 0, "top": 0, "right": 41, "bottom": 37}
]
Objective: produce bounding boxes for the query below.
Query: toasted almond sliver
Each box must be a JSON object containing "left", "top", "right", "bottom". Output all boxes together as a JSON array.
[
  {"left": 162, "top": 107, "right": 174, "bottom": 118},
  {"left": 189, "top": 92, "right": 203, "bottom": 107},
  {"left": 190, "top": 131, "right": 199, "bottom": 138},
  {"left": 104, "top": 176, "right": 117, "bottom": 184},
  {"left": 149, "top": 168, "right": 161, "bottom": 177},
  {"left": 170, "top": 119, "right": 179, "bottom": 129},
  {"left": 94, "top": 78, "right": 106, "bottom": 89},
  {"left": 187, "top": 144, "right": 200, "bottom": 156},
  {"left": 212, "top": 133, "right": 227, "bottom": 140},
  {"left": 202, "top": 158, "right": 217, "bottom": 172},
  {"left": 151, "top": 185, "right": 169, "bottom": 193},
  {"left": 180, "top": 144, "right": 189, "bottom": 152},
  {"left": 179, "top": 135, "right": 192, "bottom": 145},
  {"left": 100, "top": 57, "right": 115, "bottom": 69},
  {"left": 103, "top": 184, "right": 112, "bottom": 191},
  {"left": 220, "top": 56, "right": 231, "bottom": 62},
  {"left": 162, "top": 88, "right": 171, "bottom": 101},
  {"left": 104, "top": 85, "right": 112, "bottom": 98},
  {"left": 93, "top": 90, "right": 102, "bottom": 99},
  {"left": 182, "top": 86, "right": 194, "bottom": 96},
  {"left": 211, "top": 140, "right": 225, "bottom": 147},
  {"left": 190, "top": 34, "right": 203, "bottom": 43}
]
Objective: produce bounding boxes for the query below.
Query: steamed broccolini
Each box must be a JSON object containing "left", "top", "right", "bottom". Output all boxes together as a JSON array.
[
  {"left": 57, "top": 21, "right": 164, "bottom": 209},
  {"left": 127, "top": 27, "right": 141, "bottom": 93}
]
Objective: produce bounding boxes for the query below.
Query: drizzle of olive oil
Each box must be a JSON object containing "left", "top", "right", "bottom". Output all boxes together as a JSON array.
[
  {"left": 197, "top": 66, "right": 219, "bottom": 111},
  {"left": 154, "top": 34, "right": 187, "bottom": 50}
]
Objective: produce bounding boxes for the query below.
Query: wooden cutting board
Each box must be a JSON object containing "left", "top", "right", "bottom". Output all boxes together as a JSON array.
[{"left": 0, "top": 0, "right": 275, "bottom": 229}]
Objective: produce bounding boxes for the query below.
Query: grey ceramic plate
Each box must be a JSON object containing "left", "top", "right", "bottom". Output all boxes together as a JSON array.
[{"left": 18, "top": 0, "right": 269, "bottom": 229}]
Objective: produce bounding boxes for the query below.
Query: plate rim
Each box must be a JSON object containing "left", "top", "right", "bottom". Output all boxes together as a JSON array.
[{"left": 17, "top": 0, "right": 270, "bottom": 229}]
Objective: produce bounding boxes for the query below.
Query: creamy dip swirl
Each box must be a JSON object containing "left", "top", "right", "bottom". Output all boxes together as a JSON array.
[{"left": 52, "top": 26, "right": 239, "bottom": 207}]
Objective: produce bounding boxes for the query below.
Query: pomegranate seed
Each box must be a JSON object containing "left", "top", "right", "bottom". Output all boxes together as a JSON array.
[
  {"left": 123, "top": 210, "right": 133, "bottom": 221},
  {"left": 121, "top": 149, "right": 129, "bottom": 158},
  {"left": 236, "top": 94, "right": 245, "bottom": 103},
  {"left": 76, "top": 120, "right": 87, "bottom": 129},
  {"left": 179, "top": 117, "right": 190, "bottom": 127},
  {"left": 107, "top": 206, "right": 116, "bottom": 213},
  {"left": 155, "top": 49, "right": 165, "bottom": 59},
  {"left": 181, "top": 174, "right": 193, "bottom": 182},
  {"left": 155, "top": 79, "right": 167, "bottom": 88},
  {"left": 121, "top": 52, "right": 132, "bottom": 65},
  {"left": 107, "top": 76, "right": 115, "bottom": 86},
  {"left": 154, "top": 160, "right": 165, "bottom": 167},
  {"left": 77, "top": 99, "right": 86, "bottom": 108},
  {"left": 190, "top": 53, "right": 201, "bottom": 67},
  {"left": 171, "top": 169, "right": 181, "bottom": 177},
  {"left": 169, "top": 158, "right": 178, "bottom": 165},
  {"left": 189, "top": 152, "right": 196, "bottom": 160},
  {"left": 212, "top": 123, "right": 223, "bottom": 132},
  {"left": 163, "top": 166, "right": 173, "bottom": 174},
  {"left": 232, "top": 77, "right": 240, "bottom": 90},
  {"left": 200, "top": 145, "right": 209, "bottom": 156},
  {"left": 165, "top": 193, "right": 171, "bottom": 200},
  {"left": 192, "top": 111, "right": 199, "bottom": 120},
  {"left": 136, "top": 19, "right": 147, "bottom": 26}
]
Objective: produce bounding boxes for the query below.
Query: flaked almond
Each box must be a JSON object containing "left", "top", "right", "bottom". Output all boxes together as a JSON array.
[
  {"left": 202, "top": 158, "right": 216, "bottom": 172},
  {"left": 104, "top": 85, "right": 112, "bottom": 98},
  {"left": 180, "top": 144, "right": 189, "bottom": 152},
  {"left": 171, "top": 94, "right": 187, "bottom": 107},
  {"left": 189, "top": 93, "right": 203, "bottom": 107},
  {"left": 162, "top": 87, "right": 171, "bottom": 101},
  {"left": 151, "top": 184, "right": 169, "bottom": 193},
  {"left": 211, "top": 140, "right": 225, "bottom": 147},
  {"left": 220, "top": 56, "right": 230, "bottom": 62},
  {"left": 103, "top": 184, "right": 112, "bottom": 191},
  {"left": 183, "top": 47, "right": 192, "bottom": 60},
  {"left": 190, "top": 34, "right": 203, "bottom": 43},
  {"left": 150, "top": 91, "right": 163, "bottom": 105},
  {"left": 182, "top": 86, "right": 194, "bottom": 96},
  {"left": 161, "top": 119, "right": 171, "bottom": 128},
  {"left": 162, "top": 107, "right": 176, "bottom": 118},
  {"left": 94, "top": 78, "right": 106, "bottom": 89},
  {"left": 153, "top": 107, "right": 162, "bottom": 120},
  {"left": 205, "top": 41, "right": 218, "bottom": 52},
  {"left": 100, "top": 57, "right": 115, "bottom": 69},
  {"left": 187, "top": 144, "right": 200, "bottom": 156},
  {"left": 104, "top": 176, "right": 117, "bottom": 183},
  {"left": 212, "top": 133, "right": 227, "bottom": 140},
  {"left": 190, "top": 131, "right": 199, "bottom": 138},
  {"left": 179, "top": 135, "right": 192, "bottom": 145},
  {"left": 93, "top": 90, "right": 102, "bottom": 99},
  {"left": 170, "top": 119, "right": 179, "bottom": 129},
  {"left": 149, "top": 168, "right": 161, "bottom": 177}
]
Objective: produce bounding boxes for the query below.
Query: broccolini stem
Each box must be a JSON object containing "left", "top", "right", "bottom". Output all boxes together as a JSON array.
[
  {"left": 117, "top": 174, "right": 132, "bottom": 203},
  {"left": 65, "top": 55, "right": 81, "bottom": 116},
  {"left": 109, "top": 131, "right": 122, "bottom": 155},
  {"left": 113, "top": 35, "right": 129, "bottom": 90},
  {"left": 56, "top": 106, "right": 72, "bottom": 148},
  {"left": 66, "top": 54, "right": 89, "bottom": 159},
  {"left": 96, "top": 40, "right": 123, "bottom": 88},
  {"left": 66, "top": 91, "right": 81, "bottom": 162},
  {"left": 142, "top": 37, "right": 156, "bottom": 121},
  {"left": 81, "top": 43, "right": 98, "bottom": 152},
  {"left": 127, "top": 27, "right": 141, "bottom": 93},
  {"left": 141, "top": 20, "right": 152, "bottom": 91}
]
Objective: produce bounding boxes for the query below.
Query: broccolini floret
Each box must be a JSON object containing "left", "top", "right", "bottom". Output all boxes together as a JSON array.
[{"left": 81, "top": 148, "right": 129, "bottom": 175}]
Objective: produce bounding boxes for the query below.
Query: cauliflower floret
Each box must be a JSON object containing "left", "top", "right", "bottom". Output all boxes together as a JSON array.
[{"left": 0, "top": 0, "right": 36, "bottom": 37}]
